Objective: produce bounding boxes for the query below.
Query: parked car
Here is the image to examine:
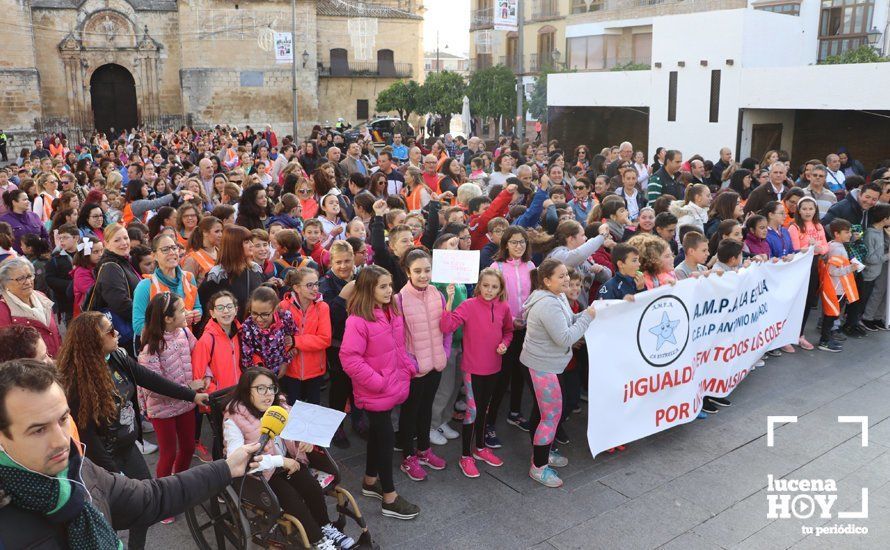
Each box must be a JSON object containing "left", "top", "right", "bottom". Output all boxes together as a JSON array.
[{"left": 343, "top": 117, "right": 415, "bottom": 145}]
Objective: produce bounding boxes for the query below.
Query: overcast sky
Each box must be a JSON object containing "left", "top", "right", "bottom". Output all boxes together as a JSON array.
[{"left": 423, "top": 0, "right": 470, "bottom": 55}]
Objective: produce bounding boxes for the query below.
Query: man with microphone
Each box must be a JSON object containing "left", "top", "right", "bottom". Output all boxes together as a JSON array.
[{"left": 0, "top": 359, "right": 262, "bottom": 549}]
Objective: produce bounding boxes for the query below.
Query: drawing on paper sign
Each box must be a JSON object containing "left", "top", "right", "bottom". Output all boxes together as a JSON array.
[
  {"left": 431, "top": 249, "right": 481, "bottom": 284},
  {"left": 637, "top": 295, "right": 689, "bottom": 367},
  {"left": 279, "top": 400, "right": 347, "bottom": 448}
]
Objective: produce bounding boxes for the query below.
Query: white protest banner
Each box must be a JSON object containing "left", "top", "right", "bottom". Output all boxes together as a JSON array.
[
  {"left": 274, "top": 32, "right": 293, "bottom": 63},
  {"left": 432, "top": 249, "right": 480, "bottom": 284},
  {"left": 494, "top": 0, "right": 518, "bottom": 31},
  {"left": 884, "top": 259, "right": 890, "bottom": 329},
  {"left": 585, "top": 250, "right": 812, "bottom": 456}
]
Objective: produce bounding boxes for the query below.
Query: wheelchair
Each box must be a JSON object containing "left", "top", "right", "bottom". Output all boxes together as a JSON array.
[{"left": 185, "top": 388, "right": 378, "bottom": 549}]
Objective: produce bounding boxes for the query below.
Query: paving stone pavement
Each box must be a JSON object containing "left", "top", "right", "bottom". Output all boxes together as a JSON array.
[{"left": 137, "top": 324, "right": 890, "bottom": 549}]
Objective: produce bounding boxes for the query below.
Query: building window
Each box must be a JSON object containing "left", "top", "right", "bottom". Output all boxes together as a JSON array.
[
  {"left": 571, "top": 0, "right": 603, "bottom": 14},
  {"left": 537, "top": 28, "right": 556, "bottom": 71},
  {"left": 377, "top": 49, "right": 395, "bottom": 77},
  {"left": 709, "top": 70, "right": 721, "bottom": 123},
  {"left": 754, "top": 2, "right": 801, "bottom": 16},
  {"left": 357, "top": 99, "right": 369, "bottom": 120},
  {"left": 566, "top": 35, "right": 621, "bottom": 71},
  {"left": 668, "top": 71, "right": 677, "bottom": 122},
  {"left": 330, "top": 48, "right": 348, "bottom": 76},
  {"left": 632, "top": 33, "right": 653, "bottom": 65},
  {"left": 476, "top": 30, "right": 493, "bottom": 54},
  {"left": 818, "top": 0, "right": 875, "bottom": 60}
]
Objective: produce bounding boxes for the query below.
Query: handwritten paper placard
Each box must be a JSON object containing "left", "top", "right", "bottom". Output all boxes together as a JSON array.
[
  {"left": 279, "top": 400, "right": 347, "bottom": 448},
  {"left": 432, "top": 249, "right": 480, "bottom": 284}
]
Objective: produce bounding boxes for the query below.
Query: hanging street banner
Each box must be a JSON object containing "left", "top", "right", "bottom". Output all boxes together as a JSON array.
[
  {"left": 494, "top": 0, "right": 518, "bottom": 31},
  {"left": 274, "top": 32, "right": 293, "bottom": 63},
  {"left": 585, "top": 250, "right": 812, "bottom": 456}
]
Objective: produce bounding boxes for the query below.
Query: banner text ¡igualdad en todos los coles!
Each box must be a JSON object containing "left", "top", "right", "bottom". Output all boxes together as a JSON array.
[{"left": 584, "top": 249, "right": 812, "bottom": 456}]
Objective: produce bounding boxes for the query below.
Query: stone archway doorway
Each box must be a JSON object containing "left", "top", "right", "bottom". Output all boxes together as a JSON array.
[{"left": 90, "top": 64, "right": 138, "bottom": 134}]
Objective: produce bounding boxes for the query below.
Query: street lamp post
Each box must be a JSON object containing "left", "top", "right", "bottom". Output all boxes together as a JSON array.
[
  {"left": 291, "top": 0, "right": 299, "bottom": 141},
  {"left": 515, "top": 0, "right": 525, "bottom": 142},
  {"left": 866, "top": 26, "right": 883, "bottom": 54}
]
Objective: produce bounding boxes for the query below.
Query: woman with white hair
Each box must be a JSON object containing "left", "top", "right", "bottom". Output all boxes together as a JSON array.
[{"left": 0, "top": 256, "right": 61, "bottom": 357}]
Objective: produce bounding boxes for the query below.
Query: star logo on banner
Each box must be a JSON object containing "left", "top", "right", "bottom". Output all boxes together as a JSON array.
[{"left": 648, "top": 312, "right": 680, "bottom": 350}]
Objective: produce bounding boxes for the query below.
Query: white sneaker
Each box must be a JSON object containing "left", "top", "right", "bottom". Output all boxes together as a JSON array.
[
  {"left": 429, "top": 429, "right": 447, "bottom": 446},
  {"left": 136, "top": 440, "right": 158, "bottom": 455},
  {"left": 437, "top": 423, "right": 460, "bottom": 440},
  {"left": 313, "top": 538, "right": 337, "bottom": 550},
  {"left": 321, "top": 523, "right": 355, "bottom": 549}
]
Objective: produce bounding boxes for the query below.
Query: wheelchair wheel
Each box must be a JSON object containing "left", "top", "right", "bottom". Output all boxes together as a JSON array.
[{"left": 185, "top": 485, "right": 251, "bottom": 550}]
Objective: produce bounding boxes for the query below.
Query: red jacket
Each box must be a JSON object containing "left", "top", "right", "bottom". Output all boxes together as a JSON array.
[
  {"left": 278, "top": 293, "right": 331, "bottom": 380},
  {"left": 191, "top": 318, "right": 242, "bottom": 393},
  {"left": 306, "top": 241, "right": 330, "bottom": 272},
  {"left": 469, "top": 187, "right": 513, "bottom": 250},
  {"left": 0, "top": 291, "right": 61, "bottom": 358},
  {"left": 588, "top": 246, "right": 615, "bottom": 303}
]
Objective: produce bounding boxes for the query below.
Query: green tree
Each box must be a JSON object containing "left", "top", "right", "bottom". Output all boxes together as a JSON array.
[
  {"left": 528, "top": 68, "right": 574, "bottom": 123},
  {"left": 418, "top": 71, "right": 467, "bottom": 120},
  {"left": 819, "top": 44, "right": 890, "bottom": 64},
  {"left": 375, "top": 80, "right": 421, "bottom": 124},
  {"left": 467, "top": 65, "right": 517, "bottom": 121},
  {"left": 527, "top": 71, "right": 550, "bottom": 123}
]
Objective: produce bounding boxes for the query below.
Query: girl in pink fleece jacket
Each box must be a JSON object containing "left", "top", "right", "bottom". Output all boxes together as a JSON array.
[
  {"left": 138, "top": 292, "right": 205, "bottom": 483},
  {"left": 397, "top": 248, "right": 449, "bottom": 481},
  {"left": 339, "top": 265, "right": 420, "bottom": 520},
  {"left": 441, "top": 268, "right": 514, "bottom": 478}
]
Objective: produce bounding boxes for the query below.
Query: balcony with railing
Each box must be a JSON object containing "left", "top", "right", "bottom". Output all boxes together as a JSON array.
[
  {"left": 471, "top": 7, "right": 494, "bottom": 30},
  {"left": 318, "top": 61, "right": 413, "bottom": 78},
  {"left": 571, "top": 0, "right": 745, "bottom": 16},
  {"left": 531, "top": 0, "right": 562, "bottom": 21},
  {"left": 528, "top": 52, "right": 560, "bottom": 73},
  {"left": 469, "top": 55, "right": 494, "bottom": 73},
  {"left": 499, "top": 53, "right": 521, "bottom": 73}
]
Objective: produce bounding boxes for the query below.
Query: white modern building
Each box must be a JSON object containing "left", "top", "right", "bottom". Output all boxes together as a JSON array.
[
  {"left": 547, "top": 0, "right": 890, "bottom": 168},
  {"left": 424, "top": 51, "right": 471, "bottom": 76}
]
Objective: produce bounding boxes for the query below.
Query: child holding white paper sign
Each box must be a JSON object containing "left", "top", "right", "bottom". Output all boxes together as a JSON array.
[
  {"left": 397, "top": 248, "right": 450, "bottom": 481},
  {"left": 440, "top": 268, "right": 513, "bottom": 478}
]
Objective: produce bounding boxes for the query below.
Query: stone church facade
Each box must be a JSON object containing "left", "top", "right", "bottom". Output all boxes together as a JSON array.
[{"left": 0, "top": 0, "right": 423, "bottom": 141}]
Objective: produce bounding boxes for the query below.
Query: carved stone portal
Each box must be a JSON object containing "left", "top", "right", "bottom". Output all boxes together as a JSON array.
[{"left": 58, "top": 10, "right": 162, "bottom": 135}]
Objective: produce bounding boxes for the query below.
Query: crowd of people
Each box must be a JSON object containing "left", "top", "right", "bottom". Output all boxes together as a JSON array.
[{"left": 0, "top": 124, "right": 888, "bottom": 549}]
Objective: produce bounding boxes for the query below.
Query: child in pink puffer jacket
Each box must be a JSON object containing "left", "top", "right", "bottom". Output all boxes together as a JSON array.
[
  {"left": 138, "top": 292, "right": 205, "bottom": 480},
  {"left": 340, "top": 265, "right": 420, "bottom": 521}
]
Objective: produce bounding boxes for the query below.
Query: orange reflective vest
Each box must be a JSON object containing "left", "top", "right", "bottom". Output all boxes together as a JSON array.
[
  {"left": 185, "top": 248, "right": 217, "bottom": 274},
  {"left": 819, "top": 255, "right": 859, "bottom": 316},
  {"left": 146, "top": 270, "right": 198, "bottom": 311},
  {"left": 122, "top": 203, "right": 147, "bottom": 226}
]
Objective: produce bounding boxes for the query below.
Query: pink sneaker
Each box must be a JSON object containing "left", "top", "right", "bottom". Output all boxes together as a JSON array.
[
  {"left": 472, "top": 447, "right": 503, "bottom": 467},
  {"left": 459, "top": 456, "right": 480, "bottom": 478},
  {"left": 416, "top": 448, "right": 446, "bottom": 470},
  {"left": 400, "top": 455, "right": 427, "bottom": 481}
]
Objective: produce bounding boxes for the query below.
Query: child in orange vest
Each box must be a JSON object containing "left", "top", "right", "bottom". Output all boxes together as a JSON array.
[{"left": 818, "top": 218, "right": 862, "bottom": 353}]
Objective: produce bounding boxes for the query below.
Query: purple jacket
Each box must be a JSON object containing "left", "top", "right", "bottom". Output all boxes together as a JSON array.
[
  {"left": 0, "top": 210, "right": 49, "bottom": 253},
  {"left": 744, "top": 233, "right": 771, "bottom": 257},
  {"left": 339, "top": 308, "right": 417, "bottom": 411}
]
